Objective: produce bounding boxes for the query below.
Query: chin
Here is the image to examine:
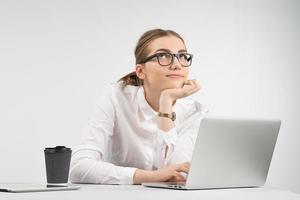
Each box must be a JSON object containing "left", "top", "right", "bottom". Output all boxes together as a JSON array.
[{"left": 163, "top": 81, "right": 185, "bottom": 89}]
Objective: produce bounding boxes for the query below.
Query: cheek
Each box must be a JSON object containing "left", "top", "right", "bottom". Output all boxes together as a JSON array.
[
  {"left": 183, "top": 67, "right": 189, "bottom": 77},
  {"left": 144, "top": 66, "right": 165, "bottom": 81}
]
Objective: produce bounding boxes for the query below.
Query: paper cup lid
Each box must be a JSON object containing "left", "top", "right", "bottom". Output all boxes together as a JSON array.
[{"left": 44, "top": 146, "right": 72, "bottom": 153}]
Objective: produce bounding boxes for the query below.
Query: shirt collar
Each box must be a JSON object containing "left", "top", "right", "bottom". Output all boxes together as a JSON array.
[{"left": 137, "top": 86, "right": 157, "bottom": 121}]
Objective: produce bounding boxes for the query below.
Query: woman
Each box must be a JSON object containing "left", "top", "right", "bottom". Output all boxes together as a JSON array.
[{"left": 70, "top": 29, "right": 208, "bottom": 185}]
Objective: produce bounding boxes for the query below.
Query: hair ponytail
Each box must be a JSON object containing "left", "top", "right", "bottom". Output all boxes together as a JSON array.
[{"left": 119, "top": 71, "right": 143, "bottom": 86}]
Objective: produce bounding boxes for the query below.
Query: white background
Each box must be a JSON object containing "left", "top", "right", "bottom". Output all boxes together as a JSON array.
[{"left": 0, "top": 0, "right": 299, "bottom": 193}]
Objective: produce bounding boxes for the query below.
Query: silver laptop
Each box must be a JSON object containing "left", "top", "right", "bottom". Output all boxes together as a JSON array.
[{"left": 142, "top": 118, "right": 281, "bottom": 190}]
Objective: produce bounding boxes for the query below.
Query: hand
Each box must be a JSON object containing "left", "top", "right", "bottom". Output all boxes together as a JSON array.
[
  {"left": 161, "top": 79, "right": 201, "bottom": 102},
  {"left": 133, "top": 162, "right": 190, "bottom": 184},
  {"left": 154, "top": 161, "right": 190, "bottom": 182}
]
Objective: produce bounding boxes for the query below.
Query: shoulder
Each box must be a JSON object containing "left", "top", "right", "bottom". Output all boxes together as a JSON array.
[
  {"left": 93, "top": 82, "right": 141, "bottom": 114},
  {"left": 104, "top": 82, "right": 141, "bottom": 104}
]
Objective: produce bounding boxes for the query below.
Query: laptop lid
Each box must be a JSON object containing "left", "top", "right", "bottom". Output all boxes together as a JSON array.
[{"left": 186, "top": 118, "right": 281, "bottom": 189}]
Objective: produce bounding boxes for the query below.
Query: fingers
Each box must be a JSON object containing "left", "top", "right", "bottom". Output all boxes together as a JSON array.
[
  {"left": 162, "top": 162, "right": 191, "bottom": 182},
  {"left": 173, "top": 172, "right": 186, "bottom": 182},
  {"left": 167, "top": 171, "right": 186, "bottom": 182},
  {"left": 183, "top": 161, "right": 191, "bottom": 168},
  {"left": 183, "top": 79, "right": 201, "bottom": 96},
  {"left": 175, "top": 161, "right": 190, "bottom": 173},
  {"left": 188, "top": 79, "right": 201, "bottom": 90},
  {"left": 194, "top": 80, "right": 201, "bottom": 90},
  {"left": 162, "top": 79, "right": 201, "bottom": 101}
]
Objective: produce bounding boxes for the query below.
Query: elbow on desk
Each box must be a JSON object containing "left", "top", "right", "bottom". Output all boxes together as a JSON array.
[
  {"left": 69, "top": 157, "right": 97, "bottom": 184},
  {"left": 69, "top": 155, "right": 132, "bottom": 185},
  {"left": 69, "top": 159, "right": 85, "bottom": 184}
]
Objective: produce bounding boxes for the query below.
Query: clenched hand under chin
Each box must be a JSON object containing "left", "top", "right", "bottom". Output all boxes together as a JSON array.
[{"left": 160, "top": 79, "right": 201, "bottom": 103}]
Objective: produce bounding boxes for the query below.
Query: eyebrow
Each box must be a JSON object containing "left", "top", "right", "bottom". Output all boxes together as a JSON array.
[{"left": 154, "top": 48, "right": 187, "bottom": 53}]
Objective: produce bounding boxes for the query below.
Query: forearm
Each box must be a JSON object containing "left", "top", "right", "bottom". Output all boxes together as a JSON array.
[
  {"left": 70, "top": 149, "right": 136, "bottom": 184},
  {"left": 158, "top": 93, "right": 175, "bottom": 132},
  {"left": 133, "top": 169, "right": 158, "bottom": 184},
  {"left": 133, "top": 163, "right": 190, "bottom": 184}
]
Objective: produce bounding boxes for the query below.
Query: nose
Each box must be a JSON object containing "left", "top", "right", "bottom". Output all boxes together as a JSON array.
[{"left": 168, "top": 56, "right": 182, "bottom": 70}]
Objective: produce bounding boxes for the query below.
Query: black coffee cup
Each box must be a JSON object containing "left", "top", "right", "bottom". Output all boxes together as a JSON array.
[{"left": 44, "top": 146, "right": 72, "bottom": 186}]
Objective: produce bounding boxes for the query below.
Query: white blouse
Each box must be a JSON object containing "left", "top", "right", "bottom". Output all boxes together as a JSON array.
[{"left": 70, "top": 82, "right": 208, "bottom": 185}]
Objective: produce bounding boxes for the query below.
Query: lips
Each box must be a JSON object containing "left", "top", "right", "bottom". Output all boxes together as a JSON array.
[{"left": 166, "top": 74, "right": 184, "bottom": 78}]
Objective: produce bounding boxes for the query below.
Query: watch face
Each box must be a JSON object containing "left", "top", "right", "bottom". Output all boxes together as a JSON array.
[{"left": 172, "top": 112, "right": 176, "bottom": 121}]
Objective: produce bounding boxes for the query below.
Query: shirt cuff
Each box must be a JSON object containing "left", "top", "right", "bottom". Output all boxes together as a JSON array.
[
  {"left": 119, "top": 167, "right": 137, "bottom": 185},
  {"left": 157, "top": 127, "right": 178, "bottom": 146},
  {"left": 157, "top": 127, "right": 179, "bottom": 166}
]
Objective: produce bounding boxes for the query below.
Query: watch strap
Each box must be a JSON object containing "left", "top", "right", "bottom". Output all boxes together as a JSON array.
[{"left": 157, "top": 112, "right": 176, "bottom": 121}]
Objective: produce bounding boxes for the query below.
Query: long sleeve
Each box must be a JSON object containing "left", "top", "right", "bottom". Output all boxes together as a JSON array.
[
  {"left": 154, "top": 101, "right": 209, "bottom": 168},
  {"left": 69, "top": 88, "right": 137, "bottom": 185}
]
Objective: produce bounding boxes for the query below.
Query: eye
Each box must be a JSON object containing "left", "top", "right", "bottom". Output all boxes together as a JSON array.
[
  {"left": 179, "top": 53, "right": 190, "bottom": 61},
  {"left": 157, "top": 53, "right": 172, "bottom": 59}
]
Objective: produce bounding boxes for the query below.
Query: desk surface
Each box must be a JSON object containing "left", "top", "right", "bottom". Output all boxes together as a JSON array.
[{"left": 0, "top": 184, "right": 300, "bottom": 200}]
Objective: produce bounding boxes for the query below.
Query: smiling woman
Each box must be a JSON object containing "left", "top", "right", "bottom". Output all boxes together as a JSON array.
[{"left": 69, "top": 29, "right": 208, "bottom": 185}]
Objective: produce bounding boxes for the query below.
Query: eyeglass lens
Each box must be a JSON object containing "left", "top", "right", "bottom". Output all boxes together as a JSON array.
[{"left": 157, "top": 53, "right": 192, "bottom": 67}]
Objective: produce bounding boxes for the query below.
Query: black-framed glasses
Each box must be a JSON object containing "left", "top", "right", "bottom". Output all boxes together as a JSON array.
[{"left": 140, "top": 52, "right": 193, "bottom": 67}]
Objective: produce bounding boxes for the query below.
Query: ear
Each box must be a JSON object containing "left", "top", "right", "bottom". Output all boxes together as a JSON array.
[{"left": 135, "top": 64, "right": 145, "bottom": 80}]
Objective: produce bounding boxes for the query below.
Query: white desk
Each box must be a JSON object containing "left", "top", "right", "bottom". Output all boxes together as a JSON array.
[{"left": 0, "top": 184, "right": 299, "bottom": 200}]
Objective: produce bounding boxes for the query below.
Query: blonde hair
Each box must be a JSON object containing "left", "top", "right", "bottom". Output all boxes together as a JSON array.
[{"left": 119, "top": 29, "right": 185, "bottom": 86}]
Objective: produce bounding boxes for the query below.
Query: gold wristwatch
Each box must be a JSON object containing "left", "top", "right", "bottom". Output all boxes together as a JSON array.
[{"left": 157, "top": 112, "right": 176, "bottom": 121}]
